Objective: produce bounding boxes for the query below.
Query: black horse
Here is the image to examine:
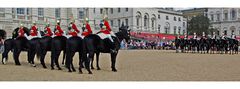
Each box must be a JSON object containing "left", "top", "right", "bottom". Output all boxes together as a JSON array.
[
  {"left": 65, "top": 36, "right": 84, "bottom": 73},
  {"left": 175, "top": 37, "right": 181, "bottom": 53},
  {"left": 11, "top": 27, "right": 30, "bottom": 65},
  {"left": 82, "top": 25, "right": 131, "bottom": 74},
  {"left": 50, "top": 36, "right": 67, "bottom": 70}
]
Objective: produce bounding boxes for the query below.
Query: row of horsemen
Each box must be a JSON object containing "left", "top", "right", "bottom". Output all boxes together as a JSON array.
[
  {"left": 0, "top": 16, "right": 131, "bottom": 74},
  {"left": 175, "top": 31, "right": 239, "bottom": 54}
]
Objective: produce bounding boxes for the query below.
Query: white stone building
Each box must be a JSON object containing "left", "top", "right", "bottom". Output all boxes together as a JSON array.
[
  {"left": 90, "top": 8, "right": 187, "bottom": 35},
  {"left": 0, "top": 8, "right": 187, "bottom": 38},
  {"left": 207, "top": 8, "right": 240, "bottom": 36}
]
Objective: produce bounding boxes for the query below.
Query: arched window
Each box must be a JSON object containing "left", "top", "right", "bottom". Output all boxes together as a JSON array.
[
  {"left": 151, "top": 14, "right": 156, "bottom": 31},
  {"left": 223, "top": 10, "right": 228, "bottom": 20},
  {"left": 144, "top": 13, "right": 149, "bottom": 30},
  {"left": 231, "top": 9, "right": 236, "bottom": 20},
  {"left": 136, "top": 12, "right": 141, "bottom": 29},
  {"left": 230, "top": 26, "right": 236, "bottom": 34}
]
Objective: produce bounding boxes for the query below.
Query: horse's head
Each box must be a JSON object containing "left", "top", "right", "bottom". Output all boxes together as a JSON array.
[
  {"left": 12, "top": 27, "right": 30, "bottom": 39},
  {"left": 119, "top": 25, "right": 131, "bottom": 44}
]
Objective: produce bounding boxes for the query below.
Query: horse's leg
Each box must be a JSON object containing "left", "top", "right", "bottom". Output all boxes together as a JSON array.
[
  {"left": 40, "top": 50, "right": 47, "bottom": 68},
  {"left": 62, "top": 50, "right": 66, "bottom": 66},
  {"left": 13, "top": 48, "right": 21, "bottom": 65},
  {"left": 55, "top": 50, "right": 62, "bottom": 70},
  {"left": 86, "top": 51, "right": 93, "bottom": 74},
  {"left": 70, "top": 51, "right": 76, "bottom": 72},
  {"left": 51, "top": 49, "right": 56, "bottom": 70},
  {"left": 91, "top": 53, "right": 95, "bottom": 69},
  {"left": 66, "top": 50, "right": 75, "bottom": 72},
  {"left": 96, "top": 52, "right": 101, "bottom": 70},
  {"left": 28, "top": 49, "right": 36, "bottom": 67},
  {"left": 111, "top": 52, "right": 118, "bottom": 72},
  {"left": 2, "top": 48, "right": 10, "bottom": 64}
]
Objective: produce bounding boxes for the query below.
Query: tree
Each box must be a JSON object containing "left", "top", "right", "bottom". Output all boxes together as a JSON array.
[{"left": 188, "top": 15, "right": 215, "bottom": 35}]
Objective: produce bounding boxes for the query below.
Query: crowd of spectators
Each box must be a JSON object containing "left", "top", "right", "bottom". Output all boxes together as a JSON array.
[{"left": 120, "top": 39, "right": 176, "bottom": 50}]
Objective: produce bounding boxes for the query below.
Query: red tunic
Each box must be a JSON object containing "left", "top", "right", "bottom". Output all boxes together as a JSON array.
[
  {"left": 44, "top": 27, "right": 53, "bottom": 37},
  {"left": 55, "top": 25, "right": 63, "bottom": 36},
  {"left": 82, "top": 23, "right": 92, "bottom": 36},
  {"left": 18, "top": 27, "right": 25, "bottom": 37},
  {"left": 104, "top": 20, "right": 111, "bottom": 31},
  {"left": 30, "top": 25, "right": 38, "bottom": 36},
  {"left": 68, "top": 23, "right": 79, "bottom": 37}
]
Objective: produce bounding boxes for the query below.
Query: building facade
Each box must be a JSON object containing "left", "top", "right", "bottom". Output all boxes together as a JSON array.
[
  {"left": 0, "top": 8, "right": 187, "bottom": 38},
  {"left": 207, "top": 8, "right": 240, "bottom": 36},
  {"left": 92, "top": 8, "right": 187, "bottom": 35}
]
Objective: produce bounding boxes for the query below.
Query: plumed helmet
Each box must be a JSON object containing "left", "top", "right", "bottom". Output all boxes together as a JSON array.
[{"left": 57, "top": 20, "right": 60, "bottom": 23}]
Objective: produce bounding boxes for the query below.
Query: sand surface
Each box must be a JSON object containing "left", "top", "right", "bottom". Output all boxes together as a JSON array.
[{"left": 1, "top": 50, "right": 240, "bottom": 81}]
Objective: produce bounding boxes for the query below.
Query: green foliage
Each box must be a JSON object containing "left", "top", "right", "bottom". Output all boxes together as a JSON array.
[{"left": 188, "top": 15, "right": 215, "bottom": 35}]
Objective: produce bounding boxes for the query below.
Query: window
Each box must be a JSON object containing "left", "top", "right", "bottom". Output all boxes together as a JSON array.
[
  {"left": 105, "top": 8, "right": 108, "bottom": 14},
  {"left": 126, "top": 8, "right": 128, "bottom": 12},
  {"left": 166, "top": 16, "right": 169, "bottom": 20},
  {"left": 38, "top": 8, "right": 44, "bottom": 16},
  {"left": 17, "top": 8, "right": 25, "bottom": 15},
  {"left": 151, "top": 19, "right": 155, "bottom": 30},
  {"left": 100, "top": 8, "right": 103, "bottom": 14},
  {"left": 183, "top": 22, "right": 185, "bottom": 27},
  {"left": 118, "top": 8, "right": 121, "bottom": 13},
  {"left": 125, "top": 19, "right": 128, "bottom": 26},
  {"left": 93, "top": 8, "right": 95, "bottom": 13},
  {"left": 224, "top": 13, "right": 228, "bottom": 20},
  {"left": 178, "top": 27, "right": 181, "bottom": 34},
  {"left": 231, "top": 9, "right": 236, "bottom": 20},
  {"left": 118, "top": 19, "right": 121, "bottom": 27},
  {"left": 210, "top": 14, "right": 214, "bottom": 21},
  {"left": 110, "top": 8, "right": 113, "bottom": 14},
  {"left": 174, "top": 26, "right": 177, "bottom": 34},
  {"left": 78, "top": 10, "right": 84, "bottom": 19},
  {"left": 158, "top": 25, "right": 161, "bottom": 32},
  {"left": 136, "top": 18, "right": 139, "bottom": 29},
  {"left": 110, "top": 20, "right": 113, "bottom": 27},
  {"left": 26, "top": 8, "right": 30, "bottom": 15},
  {"left": 217, "top": 14, "right": 220, "bottom": 21},
  {"left": 55, "top": 8, "right": 61, "bottom": 18},
  {"left": 158, "top": 15, "right": 160, "bottom": 19},
  {"left": 174, "top": 17, "right": 176, "bottom": 21},
  {"left": 178, "top": 17, "right": 181, "bottom": 21}
]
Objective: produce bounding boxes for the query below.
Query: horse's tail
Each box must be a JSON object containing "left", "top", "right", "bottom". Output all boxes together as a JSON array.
[{"left": 36, "top": 41, "right": 41, "bottom": 60}]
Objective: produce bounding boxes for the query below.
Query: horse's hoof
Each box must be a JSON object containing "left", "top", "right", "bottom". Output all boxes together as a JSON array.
[
  {"left": 112, "top": 69, "right": 117, "bottom": 72},
  {"left": 16, "top": 64, "right": 21, "bottom": 66},
  {"left": 43, "top": 66, "right": 47, "bottom": 69},
  {"left": 32, "top": 64, "right": 36, "bottom": 67},
  {"left": 88, "top": 72, "right": 93, "bottom": 74},
  {"left": 58, "top": 68, "right": 62, "bottom": 70},
  {"left": 97, "top": 68, "right": 101, "bottom": 70},
  {"left": 72, "top": 69, "right": 76, "bottom": 72},
  {"left": 68, "top": 70, "right": 72, "bottom": 72},
  {"left": 91, "top": 67, "right": 95, "bottom": 69},
  {"left": 51, "top": 68, "right": 54, "bottom": 70}
]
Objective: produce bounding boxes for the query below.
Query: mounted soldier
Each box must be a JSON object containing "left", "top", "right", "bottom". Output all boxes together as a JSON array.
[
  {"left": 81, "top": 18, "right": 93, "bottom": 38},
  {"left": 54, "top": 20, "right": 64, "bottom": 37}
]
